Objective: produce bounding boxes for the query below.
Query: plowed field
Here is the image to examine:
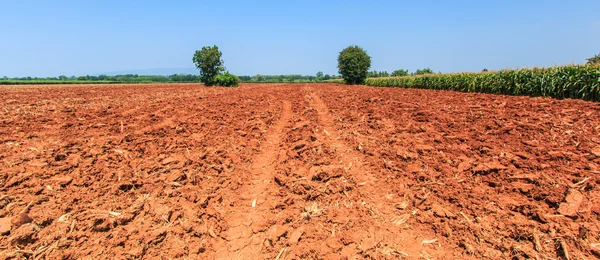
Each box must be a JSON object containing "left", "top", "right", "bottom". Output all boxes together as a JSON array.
[{"left": 1, "top": 83, "right": 600, "bottom": 259}]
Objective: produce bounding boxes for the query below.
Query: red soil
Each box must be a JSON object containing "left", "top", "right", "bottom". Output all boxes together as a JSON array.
[{"left": 0, "top": 83, "right": 599, "bottom": 259}]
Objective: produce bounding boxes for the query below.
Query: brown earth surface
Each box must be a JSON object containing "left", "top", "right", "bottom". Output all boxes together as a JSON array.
[{"left": 1, "top": 83, "right": 600, "bottom": 259}]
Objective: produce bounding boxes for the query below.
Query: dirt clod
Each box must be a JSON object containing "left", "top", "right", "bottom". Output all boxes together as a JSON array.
[
  {"left": 8, "top": 223, "right": 39, "bottom": 246},
  {"left": 287, "top": 228, "right": 304, "bottom": 245},
  {"left": 591, "top": 146, "right": 600, "bottom": 158},
  {"left": 11, "top": 213, "right": 33, "bottom": 229},
  {"left": 0, "top": 217, "right": 12, "bottom": 235},
  {"left": 557, "top": 189, "right": 584, "bottom": 217}
]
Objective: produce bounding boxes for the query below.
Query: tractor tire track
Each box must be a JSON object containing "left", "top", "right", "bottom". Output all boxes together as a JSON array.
[
  {"left": 217, "top": 100, "right": 292, "bottom": 259},
  {"left": 302, "top": 85, "right": 448, "bottom": 258}
]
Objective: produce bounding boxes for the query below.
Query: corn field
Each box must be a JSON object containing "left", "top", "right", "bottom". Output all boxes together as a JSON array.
[{"left": 365, "top": 65, "right": 600, "bottom": 101}]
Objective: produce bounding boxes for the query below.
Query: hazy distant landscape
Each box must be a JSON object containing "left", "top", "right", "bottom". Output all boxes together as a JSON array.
[{"left": 100, "top": 68, "right": 199, "bottom": 76}]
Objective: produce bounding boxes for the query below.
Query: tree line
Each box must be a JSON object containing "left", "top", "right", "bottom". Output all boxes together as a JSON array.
[
  {"left": 1, "top": 73, "right": 342, "bottom": 84},
  {"left": 5, "top": 44, "right": 597, "bottom": 86},
  {"left": 0, "top": 74, "right": 202, "bottom": 83},
  {"left": 2, "top": 43, "right": 436, "bottom": 86},
  {"left": 366, "top": 68, "right": 434, "bottom": 78},
  {"left": 239, "top": 74, "right": 341, "bottom": 83}
]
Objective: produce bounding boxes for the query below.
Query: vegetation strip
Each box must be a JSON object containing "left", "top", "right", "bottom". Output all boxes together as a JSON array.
[{"left": 365, "top": 65, "right": 600, "bottom": 101}]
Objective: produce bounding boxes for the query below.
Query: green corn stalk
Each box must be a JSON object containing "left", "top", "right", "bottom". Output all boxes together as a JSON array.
[{"left": 364, "top": 65, "right": 600, "bottom": 102}]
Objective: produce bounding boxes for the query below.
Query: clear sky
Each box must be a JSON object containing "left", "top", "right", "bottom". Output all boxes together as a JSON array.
[{"left": 1, "top": 0, "right": 599, "bottom": 77}]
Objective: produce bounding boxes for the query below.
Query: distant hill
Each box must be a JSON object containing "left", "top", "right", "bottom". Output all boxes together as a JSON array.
[{"left": 100, "top": 68, "right": 198, "bottom": 76}]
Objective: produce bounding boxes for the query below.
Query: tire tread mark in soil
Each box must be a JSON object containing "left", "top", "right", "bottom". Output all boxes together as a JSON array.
[
  {"left": 218, "top": 100, "right": 292, "bottom": 259},
  {"left": 304, "top": 86, "right": 445, "bottom": 258},
  {"left": 306, "top": 89, "right": 376, "bottom": 185}
]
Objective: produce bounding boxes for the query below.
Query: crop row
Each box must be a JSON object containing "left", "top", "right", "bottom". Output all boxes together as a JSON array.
[{"left": 365, "top": 65, "right": 600, "bottom": 101}]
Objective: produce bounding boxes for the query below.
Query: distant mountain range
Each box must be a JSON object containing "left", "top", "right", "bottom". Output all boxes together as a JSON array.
[{"left": 100, "top": 68, "right": 199, "bottom": 76}]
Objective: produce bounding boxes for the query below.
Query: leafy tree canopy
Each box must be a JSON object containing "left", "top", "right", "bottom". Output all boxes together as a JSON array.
[
  {"left": 414, "top": 68, "right": 434, "bottom": 75},
  {"left": 192, "top": 45, "right": 224, "bottom": 86},
  {"left": 337, "top": 45, "right": 371, "bottom": 85},
  {"left": 391, "top": 69, "right": 409, "bottom": 77}
]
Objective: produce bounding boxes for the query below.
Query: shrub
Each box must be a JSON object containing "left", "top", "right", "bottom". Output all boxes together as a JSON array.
[
  {"left": 337, "top": 45, "right": 371, "bottom": 84},
  {"left": 214, "top": 72, "right": 239, "bottom": 87}
]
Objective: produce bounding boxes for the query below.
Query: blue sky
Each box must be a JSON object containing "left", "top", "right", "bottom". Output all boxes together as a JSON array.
[{"left": 1, "top": 0, "right": 599, "bottom": 77}]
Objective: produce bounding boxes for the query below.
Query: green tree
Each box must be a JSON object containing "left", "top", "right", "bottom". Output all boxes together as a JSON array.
[
  {"left": 192, "top": 45, "right": 224, "bottom": 86},
  {"left": 337, "top": 45, "right": 371, "bottom": 84},
  {"left": 391, "top": 69, "right": 409, "bottom": 77},
  {"left": 58, "top": 75, "right": 68, "bottom": 80},
  {"left": 482, "top": 68, "right": 489, "bottom": 72},
  {"left": 238, "top": 75, "right": 251, "bottom": 81},
  {"left": 587, "top": 53, "right": 600, "bottom": 65},
  {"left": 414, "top": 68, "right": 434, "bottom": 75},
  {"left": 366, "top": 70, "right": 389, "bottom": 78},
  {"left": 2, "top": 76, "right": 7, "bottom": 80}
]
